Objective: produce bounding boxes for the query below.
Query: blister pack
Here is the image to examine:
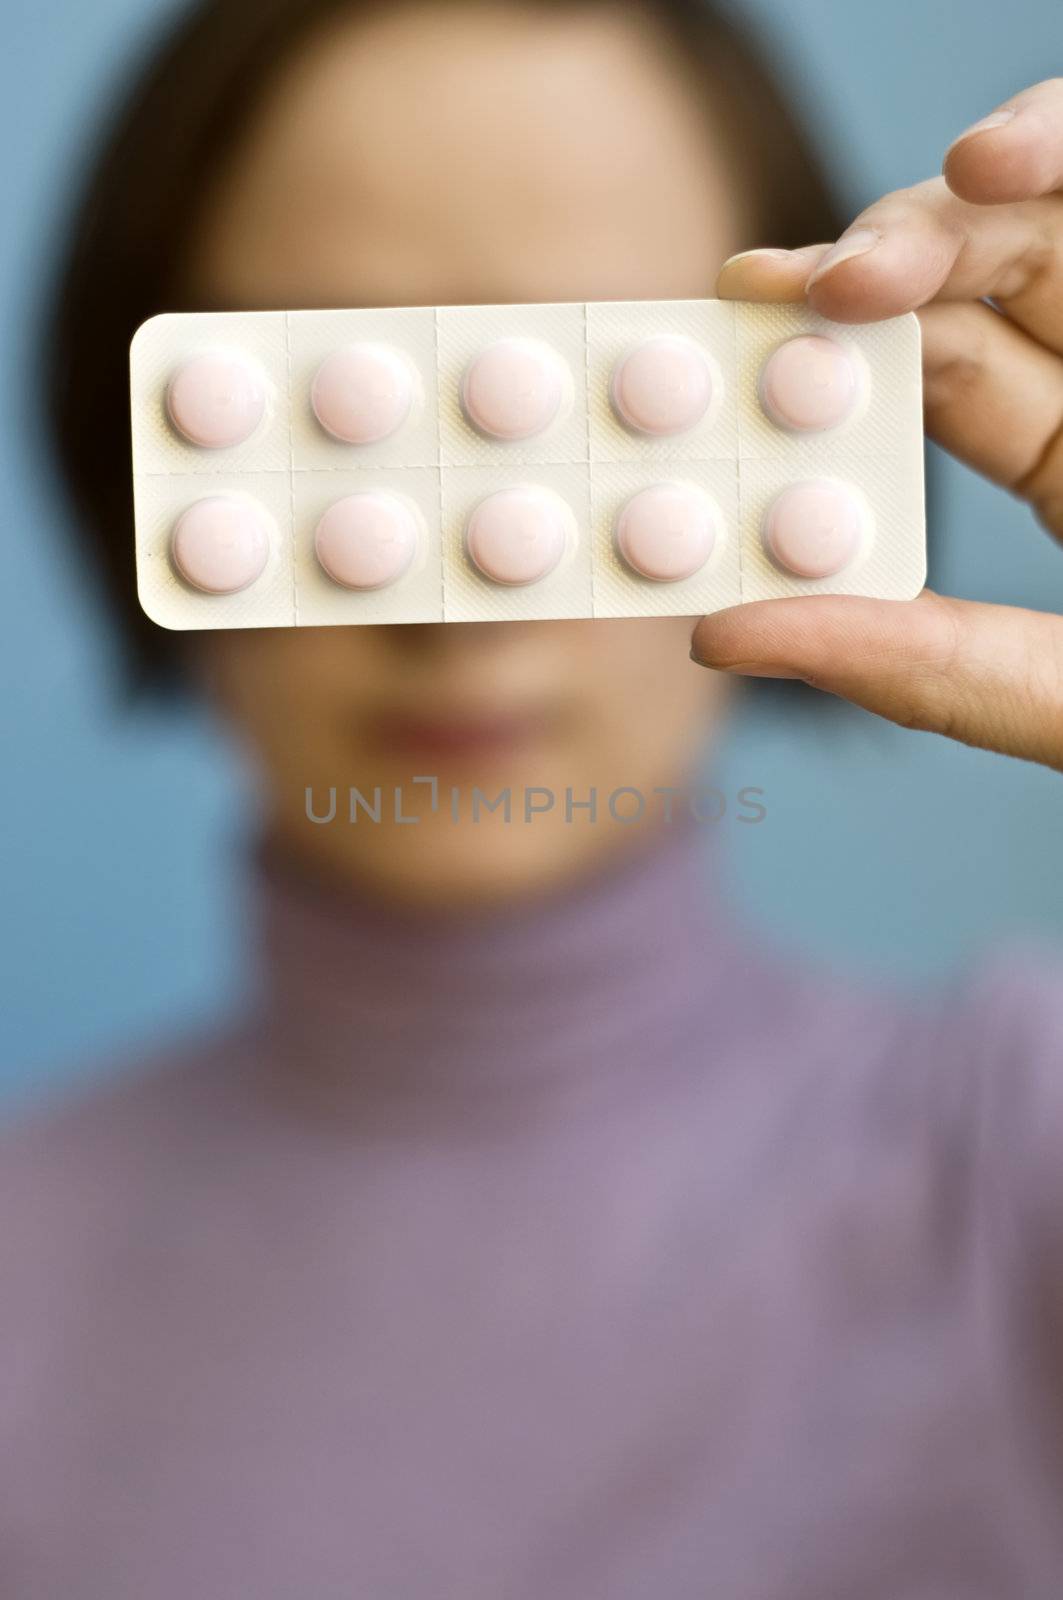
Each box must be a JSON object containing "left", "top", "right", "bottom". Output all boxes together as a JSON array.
[{"left": 129, "top": 299, "right": 926, "bottom": 629}]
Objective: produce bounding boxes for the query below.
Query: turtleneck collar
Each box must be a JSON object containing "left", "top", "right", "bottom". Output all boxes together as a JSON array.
[{"left": 248, "top": 822, "right": 744, "bottom": 1106}]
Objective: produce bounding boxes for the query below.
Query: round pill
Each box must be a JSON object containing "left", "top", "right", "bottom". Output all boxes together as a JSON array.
[
  {"left": 314, "top": 492, "right": 419, "bottom": 590},
  {"left": 311, "top": 344, "right": 413, "bottom": 444},
  {"left": 465, "top": 485, "right": 569, "bottom": 586},
  {"left": 166, "top": 352, "right": 266, "bottom": 448},
  {"left": 615, "top": 483, "right": 719, "bottom": 582},
  {"left": 763, "top": 480, "right": 867, "bottom": 579},
  {"left": 461, "top": 339, "right": 565, "bottom": 440},
  {"left": 171, "top": 495, "right": 271, "bottom": 593},
  {"left": 611, "top": 336, "right": 714, "bottom": 437},
  {"left": 759, "top": 335, "right": 862, "bottom": 433}
]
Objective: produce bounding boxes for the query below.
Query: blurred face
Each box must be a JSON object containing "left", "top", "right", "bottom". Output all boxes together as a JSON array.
[{"left": 187, "top": 2, "right": 746, "bottom": 905}]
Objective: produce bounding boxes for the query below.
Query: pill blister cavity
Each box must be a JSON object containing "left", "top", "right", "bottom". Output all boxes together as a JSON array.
[
  {"left": 615, "top": 483, "right": 719, "bottom": 582},
  {"left": 763, "top": 479, "right": 868, "bottom": 579},
  {"left": 166, "top": 351, "right": 266, "bottom": 448},
  {"left": 611, "top": 336, "right": 715, "bottom": 437},
  {"left": 759, "top": 336, "right": 862, "bottom": 434},
  {"left": 315, "top": 492, "right": 419, "bottom": 590},
  {"left": 311, "top": 343, "right": 414, "bottom": 444},
  {"left": 171, "top": 495, "right": 272, "bottom": 593},
  {"left": 465, "top": 485, "right": 569, "bottom": 585},
  {"left": 461, "top": 338, "right": 566, "bottom": 440}
]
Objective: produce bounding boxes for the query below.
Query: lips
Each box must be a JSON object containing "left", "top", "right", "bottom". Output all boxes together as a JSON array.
[{"left": 361, "top": 706, "right": 555, "bottom": 761}]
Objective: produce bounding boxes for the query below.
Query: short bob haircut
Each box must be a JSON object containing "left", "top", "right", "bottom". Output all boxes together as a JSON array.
[{"left": 45, "top": 0, "right": 845, "bottom": 691}]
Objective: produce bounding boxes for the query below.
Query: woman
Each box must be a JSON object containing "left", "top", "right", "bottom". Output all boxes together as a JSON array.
[{"left": 3, "top": 0, "right": 1062, "bottom": 1594}]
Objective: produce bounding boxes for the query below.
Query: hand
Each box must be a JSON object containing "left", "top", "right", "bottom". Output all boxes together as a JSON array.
[{"left": 695, "top": 78, "right": 1063, "bottom": 772}]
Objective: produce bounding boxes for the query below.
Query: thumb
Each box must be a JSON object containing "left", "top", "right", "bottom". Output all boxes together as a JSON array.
[{"left": 690, "top": 590, "right": 1063, "bottom": 771}]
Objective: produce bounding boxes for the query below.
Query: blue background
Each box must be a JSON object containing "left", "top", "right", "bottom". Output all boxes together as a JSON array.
[{"left": 3, "top": 0, "right": 1062, "bottom": 1112}]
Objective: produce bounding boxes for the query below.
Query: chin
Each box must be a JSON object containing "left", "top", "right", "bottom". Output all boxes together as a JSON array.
[{"left": 287, "top": 808, "right": 648, "bottom": 911}]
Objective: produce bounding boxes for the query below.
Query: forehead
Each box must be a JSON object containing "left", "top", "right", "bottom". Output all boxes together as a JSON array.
[{"left": 189, "top": 2, "right": 744, "bottom": 308}]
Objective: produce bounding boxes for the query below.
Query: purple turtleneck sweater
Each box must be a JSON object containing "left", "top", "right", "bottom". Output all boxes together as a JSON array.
[{"left": 2, "top": 827, "right": 1063, "bottom": 1599}]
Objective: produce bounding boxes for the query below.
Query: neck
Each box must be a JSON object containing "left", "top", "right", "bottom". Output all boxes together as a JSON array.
[{"left": 249, "top": 822, "right": 739, "bottom": 1110}]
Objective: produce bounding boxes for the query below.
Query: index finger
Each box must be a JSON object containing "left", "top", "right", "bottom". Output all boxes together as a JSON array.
[
  {"left": 716, "top": 79, "right": 1063, "bottom": 339},
  {"left": 718, "top": 179, "right": 1063, "bottom": 353}
]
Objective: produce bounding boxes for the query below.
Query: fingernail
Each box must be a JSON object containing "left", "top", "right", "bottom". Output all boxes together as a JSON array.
[
  {"left": 720, "top": 248, "right": 792, "bottom": 270},
  {"left": 947, "top": 108, "right": 1016, "bottom": 152},
  {"left": 805, "top": 227, "right": 881, "bottom": 289},
  {"left": 689, "top": 652, "right": 801, "bottom": 679},
  {"left": 730, "top": 664, "right": 803, "bottom": 679}
]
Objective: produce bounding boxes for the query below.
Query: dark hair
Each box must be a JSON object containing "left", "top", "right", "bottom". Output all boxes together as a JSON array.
[{"left": 44, "top": 0, "right": 844, "bottom": 690}]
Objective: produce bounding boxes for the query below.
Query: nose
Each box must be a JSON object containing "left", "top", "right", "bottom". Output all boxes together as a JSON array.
[{"left": 377, "top": 620, "right": 543, "bottom": 661}]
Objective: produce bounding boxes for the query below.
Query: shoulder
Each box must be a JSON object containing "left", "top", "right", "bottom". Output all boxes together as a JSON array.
[
  {"left": 0, "top": 1032, "right": 254, "bottom": 1317},
  {"left": 759, "top": 939, "right": 1063, "bottom": 1118},
  {"left": 829, "top": 947, "right": 1063, "bottom": 1278},
  {"left": 928, "top": 945, "right": 1063, "bottom": 1057},
  {"left": 731, "top": 941, "right": 1063, "bottom": 1239},
  {"left": 0, "top": 1034, "right": 256, "bottom": 1507},
  {"left": 939, "top": 949, "right": 1063, "bottom": 1233},
  {"left": 1, "top": 1036, "right": 239, "bottom": 1193}
]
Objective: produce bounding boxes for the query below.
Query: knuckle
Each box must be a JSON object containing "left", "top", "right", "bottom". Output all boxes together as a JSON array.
[
  {"left": 996, "top": 212, "right": 1060, "bottom": 303},
  {"left": 1017, "top": 622, "right": 1063, "bottom": 765},
  {"left": 920, "top": 594, "right": 970, "bottom": 673},
  {"left": 859, "top": 177, "right": 947, "bottom": 227},
  {"left": 906, "top": 176, "right": 950, "bottom": 206},
  {"left": 1015, "top": 412, "right": 1063, "bottom": 509},
  {"left": 922, "top": 306, "right": 994, "bottom": 398},
  {"left": 890, "top": 686, "right": 947, "bottom": 736}
]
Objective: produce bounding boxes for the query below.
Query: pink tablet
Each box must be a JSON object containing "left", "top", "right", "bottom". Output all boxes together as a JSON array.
[
  {"left": 763, "top": 479, "right": 867, "bottom": 579},
  {"left": 461, "top": 339, "right": 566, "bottom": 440},
  {"left": 760, "top": 336, "right": 863, "bottom": 434},
  {"left": 171, "top": 496, "right": 271, "bottom": 593},
  {"left": 311, "top": 344, "right": 414, "bottom": 444},
  {"left": 166, "top": 352, "right": 266, "bottom": 449},
  {"left": 466, "top": 486, "right": 568, "bottom": 585},
  {"left": 314, "top": 493, "right": 419, "bottom": 590},
  {"left": 611, "top": 336, "right": 715, "bottom": 437},
  {"left": 615, "top": 483, "right": 719, "bottom": 582}
]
